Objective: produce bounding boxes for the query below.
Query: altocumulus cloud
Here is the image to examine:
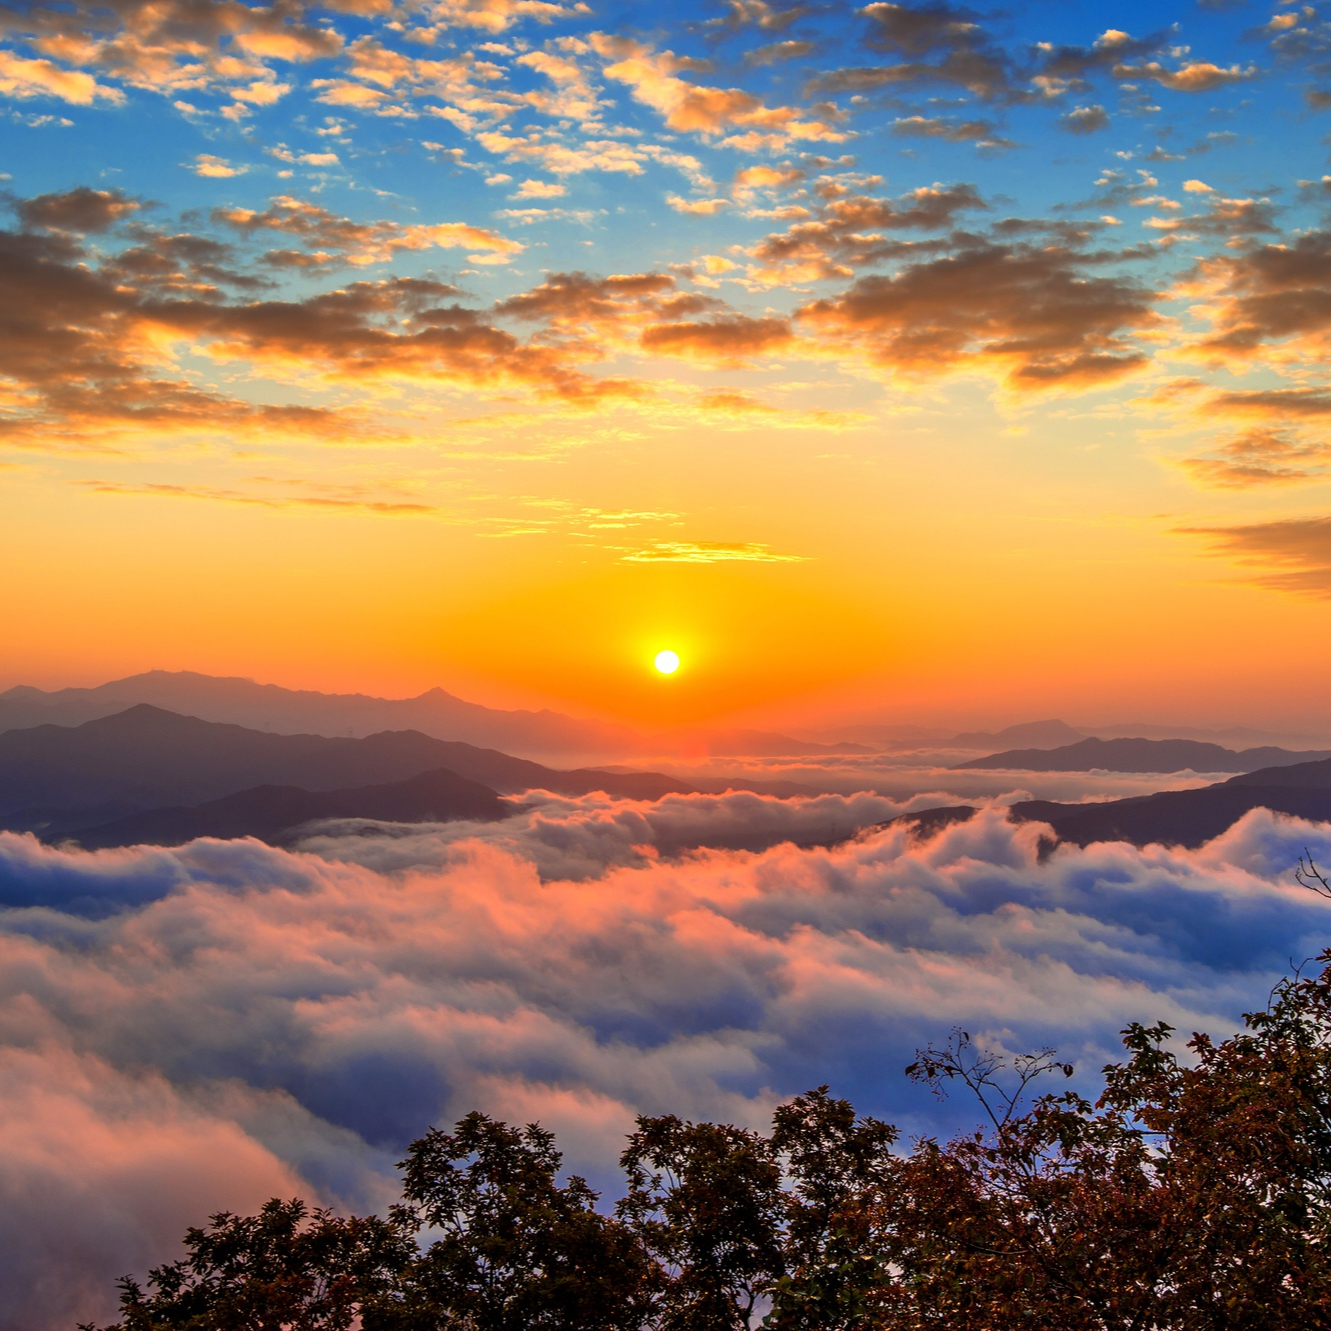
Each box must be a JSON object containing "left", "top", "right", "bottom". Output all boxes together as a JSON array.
[{"left": 1, "top": 793, "right": 1330, "bottom": 1327}]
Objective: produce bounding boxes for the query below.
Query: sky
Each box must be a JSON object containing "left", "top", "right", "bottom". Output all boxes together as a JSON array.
[{"left": 5, "top": 0, "right": 1331, "bottom": 730}]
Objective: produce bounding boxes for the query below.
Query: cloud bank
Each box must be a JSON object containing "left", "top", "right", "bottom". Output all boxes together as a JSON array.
[{"left": 0, "top": 790, "right": 1329, "bottom": 1327}]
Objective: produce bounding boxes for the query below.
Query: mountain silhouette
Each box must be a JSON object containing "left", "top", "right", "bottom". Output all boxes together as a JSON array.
[
  {"left": 0, "top": 671, "right": 866, "bottom": 761},
  {"left": 945, "top": 719, "right": 1086, "bottom": 750},
  {"left": 0, "top": 671, "right": 641, "bottom": 762},
  {"left": 75, "top": 767, "right": 510, "bottom": 849},
  {"left": 894, "top": 753, "right": 1331, "bottom": 850},
  {"left": 0, "top": 705, "right": 695, "bottom": 838},
  {"left": 953, "top": 737, "right": 1331, "bottom": 774}
]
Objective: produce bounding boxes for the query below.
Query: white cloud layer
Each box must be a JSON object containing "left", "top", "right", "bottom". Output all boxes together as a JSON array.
[{"left": 0, "top": 791, "right": 1329, "bottom": 1327}]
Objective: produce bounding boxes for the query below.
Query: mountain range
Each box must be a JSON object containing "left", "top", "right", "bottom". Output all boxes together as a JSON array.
[
  {"left": 0, "top": 672, "right": 868, "bottom": 762},
  {"left": 0, "top": 705, "right": 697, "bottom": 839},
  {"left": 75, "top": 767, "right": 511, "bottom": 850},
  {"left": 952, "top": 737, "right": 1331, "bottom": 775},
  {"left": 898, "top": 753, "right": 1331, "bottom": 850}
]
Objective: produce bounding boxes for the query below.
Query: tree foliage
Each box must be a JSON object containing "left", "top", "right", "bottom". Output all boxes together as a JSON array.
[{"left": 87, "top": 944, "right": 1331, "bottom": 1330}]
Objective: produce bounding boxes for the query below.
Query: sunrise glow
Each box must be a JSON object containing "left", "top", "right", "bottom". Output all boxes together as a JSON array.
[{"left": 8, "top": 4, "right": 1331, "bottom": 1324}]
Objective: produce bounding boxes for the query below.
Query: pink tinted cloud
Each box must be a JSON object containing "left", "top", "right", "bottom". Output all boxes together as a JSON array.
[{"left": 0, "top": 797, "right": 1328, "bottom": 1325}]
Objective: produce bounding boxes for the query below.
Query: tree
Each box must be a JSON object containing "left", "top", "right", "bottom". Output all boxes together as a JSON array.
[
  {"left": 80, "top": 1198, "right": 416, "bottom": 1331},
  {"left": 618, "top": 1114, "right": 786, "bottom": 1330},
  {"left": 765, "top": 1087, "right": 898, "bottom": 1330},
  {"left": 391, "top": 1111, "right": 661, "bottom": 1330}
]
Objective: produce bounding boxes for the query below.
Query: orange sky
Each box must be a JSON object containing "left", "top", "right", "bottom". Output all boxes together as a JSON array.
[{"left": 5, "top": 0, "right": 1331, "bottom": 732}]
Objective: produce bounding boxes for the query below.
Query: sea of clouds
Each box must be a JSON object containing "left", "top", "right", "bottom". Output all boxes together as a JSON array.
[{"left": 2, "top": 787, "right": 1330, "bottom": 1328}]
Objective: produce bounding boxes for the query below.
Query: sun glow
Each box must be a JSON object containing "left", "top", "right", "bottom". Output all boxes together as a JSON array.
[{"left": 654, "top": 649, "right": 680, "bottom": 675}]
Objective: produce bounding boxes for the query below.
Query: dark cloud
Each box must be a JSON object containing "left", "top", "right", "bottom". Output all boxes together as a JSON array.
[
  {"left": 861, "top": 1, "right": 987, "bottom": 59},
  {"left": 891, "top": 114, "right": 1012, "bottom": 144},
  {"left": 810, "top": 0, "right": 1016, "bottom": 101},
  {"left": 0, "top": 197, "right": 697, "bottom": 448},
  {"left": 1204, "top": 387, "right": 1331, "bottom": 418},
  {"left": 639, "top": 314, "right": 794, "bottom": 365},
  {"left": 1188, "top": 229, "right": 1331, "bottom": 359},
  {"left": 1059, "top": 103, "right": 1109, "bottom": 134},
  {"left": 1179, "top": 515, "right": 1331, "bottom": 595},
  {"left": 495, "top": 270, "right": 698, "bottom": 332},
  {"left": 14, "top": 186, "right": 139, "bottom": 233},
  {"left": 745, "top": 39, "right": 815, "bottom": 65},
  {"left": 1034, "top": 27, "right": 1170, "bottom": 84},
  {"left": 796, "top": 238, "right": 1158, "bottom": 390},
  {"left": 105, "top": 229, "right": 266, "bottom": 295},
  {"left": 749, "top": 181, "right": 986, "bottom": 281},
  {"left": 720, "top": 0, "right": 814, "bottom": 33}
]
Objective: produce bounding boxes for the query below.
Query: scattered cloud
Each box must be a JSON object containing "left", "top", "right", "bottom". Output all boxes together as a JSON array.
[
  {"left": 796, "top": 238, "right": 1159, "bottom": 391},
  {"left": 1179, "top": 515, "right": 1331, "bottom": 595},
  {"left": 640, "top": 314, "right": 794, "bottom": 366},
  {"left": 747, "top": 181, "right": 986, "bottom": 284},
  {"left": 891, "top": 115, "right": 1012, "bottom": 145},
  {"left": 621, "top": 539, "right": 806, "bottom": 562},
  {"left": 1059, "top": 104, "right": 1109, "bottom": 134},
  {"left": 14, "top": 187, "right": 139, "bottom": 233},
  {"left": 214, "top": 195, "right": 524, "bottom": 266},
  {"left": 590, "top": 32, "right": 846, "bottom": 149},
  {"left": 192, "top": 154, "right": 245, "bottom": 179},
  {"left": 1180, "top": 428, "right": 1331, "bottom": 488},
  {"left": 78, "top": 480, "right": 436, "bottom": 516}
]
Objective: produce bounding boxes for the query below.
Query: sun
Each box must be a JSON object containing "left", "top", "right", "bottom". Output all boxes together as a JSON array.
[{"left": 654, "top": 649, "right": 680, "bottom": 675}]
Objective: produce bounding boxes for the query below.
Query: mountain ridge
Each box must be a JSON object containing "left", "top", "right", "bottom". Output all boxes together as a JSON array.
[
  {"left": 953, "top": 737, "right": 1331, "bottom": 775},
  {"left": 0, "top": 672, "right": 866, "bottom": 761},
  {"left": 895, "top": 752, "right": 1331, "bottom": 850},
  {"left": 74, "top": 767, "right": 512, "bottom": 850},
  {"left": 0, "top": 705, "right": 697, "bottom": 838}
]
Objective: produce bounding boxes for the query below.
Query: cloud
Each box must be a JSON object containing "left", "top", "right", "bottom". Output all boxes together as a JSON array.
[
  {"left": 813, "top": 1, "right": 1015, "bottom": 101},
  {"left": 1178, "top": 515, "right": 1331, "bottom": 596},
  {"left": 418, "top": 0, "right": 590, "bottom": 34},
  {"left": 1059, "top": 103, "right": 1109, "bottom": 134},
  {"left": 891, "top": 115, "right": 1012, "bottom": 145},
  {"left": 14, "top": 186, "right": 139, "bottom": 233},
  {"left": 0, "top": 804, "right": 1329, "bottom": 1326},
  {"left": 512, "top": 178, "right": 566, "bottom": 199},
  {"left": 667, "top": 194, "right": 731, "bottom": 215},
  {"left": 0, "top": 1045, "right": 309, "bottom": 1331},
  {"left": 0, "top": 218, "right": 663, "bottom": 449},
  {"left": 474, "top": 129, "right": 649, "bottom": 176},
  {"left": 796, "top": 238, "right": 1158, "bottom": 391},
  {"left": 639, "top": 314, "right": 794, "bottom": 366},
  {"left": 192, "top": 154, "right": 245, "bottom": 178},
  {"left": 619, "top": 540, "right": 807, "bottom": 563},
  {"left": 721, "top": 0, "right": 813, "bottom": 32},
  {"left": 590, "top": 32, "right": 846, "bottom": 149},
  {"left": 693, "top": 389, "right": 870, "bottom": 430},
  {"left": 0, "top": 0, "right": 342, "bottom": 107},
  {"left": 1115, "top": 59, "right": 1253, "bottom": 92},
  {"left": 745, "top": 39, "right": 815, "bottom": 66},
  {"left": 1181, "top": 230, "right": 1331, "bottom": 365},
  {"left": 78, "top": 480, "right": 437, "bottom": 516},
  {"left": 1179, "top": 428, "right": 1331, "bottom": 489},
  {"left": 214, "top": 195, "right": 524, "bottom": 266},
  {"left": 0, "top": 48, "right": 124, "bottom": 104},
  {"left": 496, "top": 269, "right": 691, "bottom": 326},
  {"left": 1033, "top": 29, "right": 1250, "bottom": 95},
  {"left": 747, "top": 181, "right": 986, "bottom": 284}
]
